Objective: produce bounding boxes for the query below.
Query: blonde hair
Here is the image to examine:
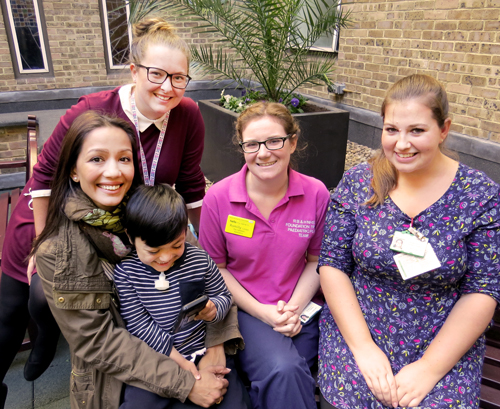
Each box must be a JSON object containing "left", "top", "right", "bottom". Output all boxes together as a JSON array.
[
  {"left": 367, "top": 74, "right": 451, "bottom": 206},
  {"left": 130, "top": 18, "right": 191, "bottom": 72}
]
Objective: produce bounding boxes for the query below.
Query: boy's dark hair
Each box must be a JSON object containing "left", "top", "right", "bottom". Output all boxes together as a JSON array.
[{"left": 124, "top": 184, "right": 188, "bottom": 247}]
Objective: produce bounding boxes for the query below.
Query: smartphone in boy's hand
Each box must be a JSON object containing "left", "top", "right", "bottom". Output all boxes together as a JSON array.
[{"left": 171, "top": 295, "right": 209, "bottom": 333}]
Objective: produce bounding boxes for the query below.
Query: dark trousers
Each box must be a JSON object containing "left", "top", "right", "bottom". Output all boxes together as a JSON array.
[
  {"left": 120, "top": 356, "right": 251, "bottom": 409},
  {"left": 0, "top": 273, "right": 60, "bottom": 383},
  {"left": 0, "top": 274, "right": 30, "bottom": 383},
  {"left": 237, "top": 310, "right": 319, "bottom": 409}
]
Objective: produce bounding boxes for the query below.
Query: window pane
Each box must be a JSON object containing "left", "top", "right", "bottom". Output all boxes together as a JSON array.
[
  {"left": 104, "top": 0, "right": 130, "bottom": 67},
  {"left": 296, "top": 0, "right": 341, "bottom": 52},
  {"left": 9, "top": 0, "right": 46, "bottom": 70},
  {"left": 313, "top": 35, "right": 336, "bottom": 50}
]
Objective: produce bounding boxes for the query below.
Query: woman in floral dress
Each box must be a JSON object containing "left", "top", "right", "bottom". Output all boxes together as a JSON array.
[{"left": 318, "top": 74, "right": 500, "bottom": 409}]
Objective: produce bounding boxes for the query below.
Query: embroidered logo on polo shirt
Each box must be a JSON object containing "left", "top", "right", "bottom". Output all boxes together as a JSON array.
[
  {"left": 285, "top": 219, "right": 315, "bottom": 238},
  {"left": 225, "top": 215, "right": 256, "bottom": 238}
]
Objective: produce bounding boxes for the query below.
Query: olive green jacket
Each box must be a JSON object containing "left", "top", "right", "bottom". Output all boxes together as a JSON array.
[{"left": 37, "top": 217, "right": 243, "bottom": 409}]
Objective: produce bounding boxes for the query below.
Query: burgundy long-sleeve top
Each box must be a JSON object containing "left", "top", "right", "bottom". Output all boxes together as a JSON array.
[{"left": 3, "top": 86, "right": 205, "bottom": 283}]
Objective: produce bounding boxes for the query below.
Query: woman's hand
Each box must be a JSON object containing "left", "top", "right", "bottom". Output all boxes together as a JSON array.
[
  {"left": 274, "top": 300, "right": 302, "bottom": 337},
  {"left": 393, "top": 293, "right": 496, "bottom": 407},
  {"left": 257, "top": 302, "right": 302, "bottom": 337},
  {"left": 257, "top": 303, "right": 292, "bottom": 327},
  {"left": 395, "top": 359, "right": 443, "bottom": 407},
  {"left": 187, "top": 366, "right": 230, "bottom": 408},
  {"left": 195, "top": 300, "right": 217, "bottom": 322},
  {"left": 351, "top": 342, "right": 398, "bottom": 408},
  {"left": 27, "top": 255, "right": 36, "bottom": 285}
]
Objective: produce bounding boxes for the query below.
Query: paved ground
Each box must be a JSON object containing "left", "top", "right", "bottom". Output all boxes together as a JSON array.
[
  {"left": 4, "top": 336, "right": 70, "bottom": 409},
  {"left": 344, "top": 141, "right": 376, "bottom": 171}
]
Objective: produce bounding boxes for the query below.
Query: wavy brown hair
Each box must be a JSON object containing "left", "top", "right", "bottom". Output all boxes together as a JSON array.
[{"left": 367, "top": 74, "right": 453, "bottom": 206}]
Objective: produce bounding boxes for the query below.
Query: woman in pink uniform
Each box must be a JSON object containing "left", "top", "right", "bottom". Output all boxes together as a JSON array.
[
  {"left": 0, "top": 18, "right": 206, "bottom": 407},
  {"left": 199, "top": 101, "right": 330, "bottom": 409}
]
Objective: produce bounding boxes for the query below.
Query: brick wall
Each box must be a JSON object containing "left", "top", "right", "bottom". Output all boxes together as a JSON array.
[
  {"left": 1, "top": 0, "right": 499, "bottom": 145},
  {"left": 325, "top": 0, "right": 500, "bottom": 143},
  {"left": 0, "top": 125, "right": 26, "bottom": 175},
  {"left": 0, "top": 0, "right": 213, "bottom": 93},
  {"left": 0, "top": 2, "right": 218, "bottom": 175},
  {"left": 0, "top": 0, "right": 126, "bottom": 91}
]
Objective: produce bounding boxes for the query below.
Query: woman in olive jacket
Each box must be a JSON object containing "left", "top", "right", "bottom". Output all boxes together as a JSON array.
[{"left": 33, "top": 112, "right": 244, "bottom": 409}]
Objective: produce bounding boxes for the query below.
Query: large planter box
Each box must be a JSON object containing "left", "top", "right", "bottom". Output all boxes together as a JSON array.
[{"left": 199, "top": 99, "right": 350, "bottom": 189}]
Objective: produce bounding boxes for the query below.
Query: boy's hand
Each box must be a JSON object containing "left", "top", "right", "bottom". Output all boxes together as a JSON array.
[
  {"left": 195, "top": 300, "right": 217, "bottom": 322},
  {"left": 179, "top": 357, "right": 201, "bottom": 380},
  {"left": 170, "top": 347, "right": 201, "bottom": 380}
]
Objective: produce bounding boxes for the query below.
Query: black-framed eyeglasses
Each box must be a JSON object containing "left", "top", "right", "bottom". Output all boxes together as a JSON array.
[
  {"left": 239, "top": 134, "right": 293, "bottom": 153},
  {"left": 136, "top": 64, "right": 191, "bottom": 89}
]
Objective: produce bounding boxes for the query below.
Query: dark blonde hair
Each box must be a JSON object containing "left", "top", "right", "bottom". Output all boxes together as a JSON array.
[
  {"left": 234, "top": 101, "right": 302, "bottom": 168},
  {"left": 367, "top": 74, "right": 451, "bottom": 206},
  {"left": 130, "top": 18, "right": 191, "bottom": 73}
]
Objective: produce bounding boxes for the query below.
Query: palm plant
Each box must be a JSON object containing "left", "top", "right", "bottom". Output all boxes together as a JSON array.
[{"left": 128, "top": 0, "right": 351, "bottom": 106}]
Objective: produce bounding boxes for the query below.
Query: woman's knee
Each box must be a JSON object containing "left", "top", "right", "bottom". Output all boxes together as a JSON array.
[
  {"left": 28, "top": 274, "right": 55, "bottom": 322},
  {"left": 0, "top": 274, "right": 29, "bottom": 324},
  {"left": 270, "top": 352, "right": 312, "bottom": 380}
]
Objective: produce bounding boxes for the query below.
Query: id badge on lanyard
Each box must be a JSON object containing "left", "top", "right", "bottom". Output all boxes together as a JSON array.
[{"left": 391, "top": 223, "right": 441, "bottom": 280}]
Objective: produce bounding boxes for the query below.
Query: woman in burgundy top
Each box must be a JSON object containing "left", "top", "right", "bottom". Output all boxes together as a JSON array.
[{"left": 0, "top": 18, "right": 206, "bottom": 407}]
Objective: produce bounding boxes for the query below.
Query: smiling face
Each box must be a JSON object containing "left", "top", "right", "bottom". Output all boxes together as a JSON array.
[
  {"left": 130, "top": 44, "right": 188, "bottom": 119},
  {"left": 381, "top": 98, "right": 451, "bottom": 176},
  {"left": 133, "top": 231, "right": 186, "bottom": 272},
  {"left": 242, "top": 115, "right": 297, "bottom": 184},
  {"left": 71, "top": 126, "right": 135, "bottom": 211}
]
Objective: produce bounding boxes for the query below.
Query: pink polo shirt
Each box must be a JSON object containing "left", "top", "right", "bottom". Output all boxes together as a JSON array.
[{"left": 199, "top": 165, "right": 330, "bottom": 305}]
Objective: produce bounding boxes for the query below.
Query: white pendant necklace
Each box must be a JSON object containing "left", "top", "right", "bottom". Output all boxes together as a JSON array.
[{"left": 155, "top": 272, "right": 170, "bottom": 291}]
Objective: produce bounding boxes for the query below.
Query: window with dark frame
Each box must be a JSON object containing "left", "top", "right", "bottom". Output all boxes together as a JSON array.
[
  {"left": 100, "top": 0, "right": 131, "bottom": 71},
  {"left": 1, "top": 0, "right": 52, "bottom": 77}
]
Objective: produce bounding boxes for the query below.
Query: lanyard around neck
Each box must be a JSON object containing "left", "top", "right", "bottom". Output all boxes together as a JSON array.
[{"left": 130, "top": 94, "right": 170, "bottom": 186}]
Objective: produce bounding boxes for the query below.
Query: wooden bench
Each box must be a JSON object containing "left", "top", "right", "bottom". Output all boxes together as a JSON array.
[
  {"left": 481, "top": 312, "right": 500, "bottom": 408},
  {"left": 0, "top": 114, "right": 39, "bottom": 351}
]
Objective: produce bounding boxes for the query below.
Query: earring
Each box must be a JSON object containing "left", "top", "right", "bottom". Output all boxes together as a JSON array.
[{"left": 72, "top": 176, "right": 79, "bottom": 182}]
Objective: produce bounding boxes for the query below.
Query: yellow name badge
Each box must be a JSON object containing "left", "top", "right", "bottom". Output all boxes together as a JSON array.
[{"left": 225, "top": 215, "right": 256, "bottom": 238}]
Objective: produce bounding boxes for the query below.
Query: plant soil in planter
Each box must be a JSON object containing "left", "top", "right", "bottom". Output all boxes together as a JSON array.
[{"left": 199, "top": 99, "right": 349, "bottom": 189}]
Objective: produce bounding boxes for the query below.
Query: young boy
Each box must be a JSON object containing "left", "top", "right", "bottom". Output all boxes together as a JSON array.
[{"left": 114, "top": 184, "right": 232, "bottom": 407}]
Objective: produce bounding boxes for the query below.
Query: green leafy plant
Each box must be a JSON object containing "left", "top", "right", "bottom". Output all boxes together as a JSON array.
[
  {"left": 128, "top": 0, "right": 351, "bottom": 112},
  {"left": 220, "top": 89, "right": 309, "bottom": 113}
]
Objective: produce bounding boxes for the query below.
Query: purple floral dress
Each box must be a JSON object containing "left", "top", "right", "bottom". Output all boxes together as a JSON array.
[{"left": 318, "top": 163, "right": 500, "bottom": 409}]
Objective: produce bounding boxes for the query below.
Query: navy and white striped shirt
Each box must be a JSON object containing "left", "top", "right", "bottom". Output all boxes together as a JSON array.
[{"left": 114, "top": 243, "right": 231, "bottom": 359}]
